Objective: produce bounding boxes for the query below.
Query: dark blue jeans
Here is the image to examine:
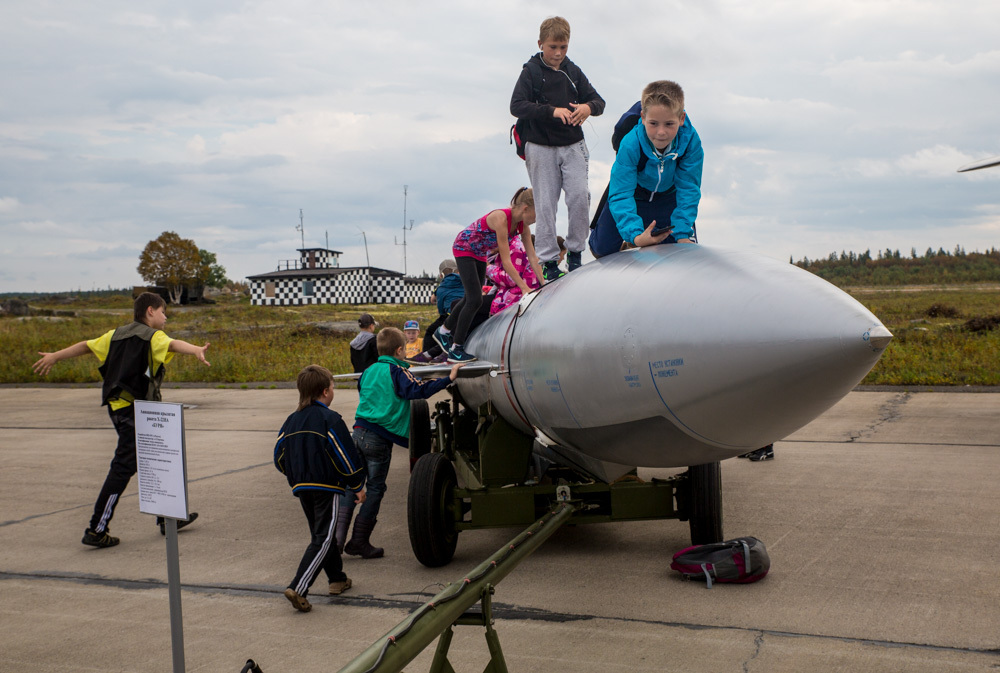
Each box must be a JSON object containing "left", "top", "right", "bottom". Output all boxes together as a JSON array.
[
  {"left": 589, "top": 188, "right": 679, "bottom": 258},
  {"left": 341, "top": 427, "right": 392, "bottom": 521}
]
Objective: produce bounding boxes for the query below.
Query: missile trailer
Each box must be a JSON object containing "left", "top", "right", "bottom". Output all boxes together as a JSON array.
[
  {"left": 406, "top": 394, "right": 722, "bottom": 568},
  {"left": 400, "top": 244, "right": 892, "bottom": 567}
]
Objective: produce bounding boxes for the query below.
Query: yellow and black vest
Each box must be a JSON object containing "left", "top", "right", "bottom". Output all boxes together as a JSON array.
[{"left": 98, "top": 322, "right": 165, "bottom": 406}]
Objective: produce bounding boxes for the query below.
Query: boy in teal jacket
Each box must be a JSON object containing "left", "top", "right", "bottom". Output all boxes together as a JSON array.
[
  {"left": 338, "top": 327, "right": 463, "bottom": 558},
  {"left": 589, "top": 80, "right": 704, "bottom": 257}
]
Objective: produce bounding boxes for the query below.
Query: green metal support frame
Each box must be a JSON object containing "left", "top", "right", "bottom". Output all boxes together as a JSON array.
[
  {"left": 428, "top": 586, "right": 507, "bottom": 673},
  {"left": 338, "top": 502, "right": 577, "bottom": 673},
  {"left": 432, "top": 399, "right": 685, "bottom": 531}
]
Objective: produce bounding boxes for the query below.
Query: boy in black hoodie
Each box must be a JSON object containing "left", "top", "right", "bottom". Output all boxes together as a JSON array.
[
  {"left": 349, "top": 313, "right": 378, "bottom": 385},
  {"left": 510, "top": 15, "right": 604, "bottom": 281},
  {"left": 274, "top": 365, "right": 366, "bottom": 612}
]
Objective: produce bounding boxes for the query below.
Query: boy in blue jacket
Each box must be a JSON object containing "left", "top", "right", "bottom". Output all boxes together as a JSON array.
[
  {"left": 338, "top": 328, "right": 463, "bottom": 558},
  {"left": 275, "top": 365, "right": 367, "bottom": 612},
  {"left": 414, "top": 259, "right": 464, "bottom": 364},
  {"left": 589, "top": 80, "right": 704, "bottom": 258}
]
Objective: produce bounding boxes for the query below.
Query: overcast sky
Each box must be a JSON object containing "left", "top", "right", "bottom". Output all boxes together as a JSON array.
[{"left": 2, "top": 0, "right": 998, "bottom": 292}]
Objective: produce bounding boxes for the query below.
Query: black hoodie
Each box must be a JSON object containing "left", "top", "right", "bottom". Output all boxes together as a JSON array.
[{"left": 509, "top": 53, "right": 605, "bottom": 148}]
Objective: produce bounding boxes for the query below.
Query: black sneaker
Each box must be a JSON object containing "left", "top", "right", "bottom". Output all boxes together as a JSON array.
[
  {"left": 567, "top": 251, "right": 582, "bottom": 272},
  {"left": 433, "top": 326, "right": 454, "bottom": 351},
  {"left": 158, "top": 512, "right": 199, "bottom": 535},
  {"left": 542, "top": 260, "right": 565, "bottom": 281},
  {"left": 82, "top": 528, "right": 120, "bottom": 548},
  {"left": 746, "top": 445, "right": 774, "bottom": 462},
  {"left": 447, "top": 345, "right": 477, "bottom": 363}
]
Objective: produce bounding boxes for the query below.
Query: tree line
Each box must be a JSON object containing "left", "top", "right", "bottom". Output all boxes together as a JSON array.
[{"left": 792, "top": 247, "right": 1000, "bottom": 286}]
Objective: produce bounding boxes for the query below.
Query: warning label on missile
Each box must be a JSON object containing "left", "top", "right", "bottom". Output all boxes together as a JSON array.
[{"left": 651, "top": 358, "right": 684, "bottom": 379}]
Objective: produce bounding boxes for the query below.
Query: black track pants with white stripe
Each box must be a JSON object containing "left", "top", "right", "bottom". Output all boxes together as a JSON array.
[
  {"left": 289, "top": 491, "right": 347, "bottom": 597},
  {"left": 89, "top": 406, "right": 139, "bottom": 533}
]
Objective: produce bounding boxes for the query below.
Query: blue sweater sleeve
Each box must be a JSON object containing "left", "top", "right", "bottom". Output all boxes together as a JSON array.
[
  {"left": 274, "top": 419, "right": 289, "bottom": 474},
  {"left": 326, "top": 416, "right": 366, "bottom": 492},
  {"left": 608, "top": 134, "right": 645, "bottom": 245},
  {"left": 669, "top": 127, "right": 704, "bottom": 240},
  {"left": 390, "top": 365, "right": 452, "bottom": 400}
]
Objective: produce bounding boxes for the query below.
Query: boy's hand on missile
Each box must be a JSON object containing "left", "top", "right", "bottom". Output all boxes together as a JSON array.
[
  {"left": 448, "top": 362, "right": 467, "bottom": 380},
  {"left": 634, "top": 221, "right": 672, "bottom": 248},
  {"left": 676, "top": 238, "right": 697, "bottom": 244}
]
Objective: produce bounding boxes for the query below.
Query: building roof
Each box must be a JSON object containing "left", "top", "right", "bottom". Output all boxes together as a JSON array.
[
  {"left": 297, "top": 247, "right": 343, "bottom": 255},
  {"left": 247, "top": 266, "right": 429, "bottom": 281}
]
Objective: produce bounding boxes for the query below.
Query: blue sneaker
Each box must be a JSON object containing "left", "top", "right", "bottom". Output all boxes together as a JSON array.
[
  {"left": 447, "top": 344, "right": 477, "bottom": 363},
  {"left": 542, "top": 260, "right": 565, "bottom": 281},
  {"left": 433, "top": 327, "right": 453, "bottom": 351}
]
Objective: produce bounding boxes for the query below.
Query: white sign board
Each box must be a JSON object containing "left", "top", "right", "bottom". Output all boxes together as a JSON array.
[{"left": 134, "top": 400, "right": 189, "bottom": 520}]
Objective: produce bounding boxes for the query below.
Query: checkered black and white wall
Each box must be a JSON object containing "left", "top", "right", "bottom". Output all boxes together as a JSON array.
[{"left": 249, "top": 269, "right": 434, "bottom": 306}]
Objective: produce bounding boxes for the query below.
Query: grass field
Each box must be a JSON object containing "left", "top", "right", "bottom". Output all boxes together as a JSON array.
[{"left": 4, "top": 288, "right": 999, "bottom": 387}]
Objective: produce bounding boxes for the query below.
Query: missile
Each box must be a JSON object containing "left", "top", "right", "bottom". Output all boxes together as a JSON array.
[
  {"left": 957, "top": 154, "right": 1000, "bottom": 173},
  {"left": 444, "top": 244, "right": 891, "bottom": 468}
]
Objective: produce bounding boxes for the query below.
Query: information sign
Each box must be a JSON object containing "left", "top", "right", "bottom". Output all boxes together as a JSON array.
[{"left": 134, "top": 400, "right": 189, "bottom": 521}]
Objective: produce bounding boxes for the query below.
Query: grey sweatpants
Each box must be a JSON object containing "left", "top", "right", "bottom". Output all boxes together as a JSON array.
[{"left": 525, "top": 140, "right": 591, "bottom": 262}]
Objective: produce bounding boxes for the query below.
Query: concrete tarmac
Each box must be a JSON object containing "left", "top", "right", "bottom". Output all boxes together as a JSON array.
[{"left": 1, "top": 387, "right": 998, "bottom": 672}]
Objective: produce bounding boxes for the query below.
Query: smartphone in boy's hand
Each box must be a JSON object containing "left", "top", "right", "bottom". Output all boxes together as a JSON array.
[{"left": 650, "top": 221, "right": 673, "bottom": 236}]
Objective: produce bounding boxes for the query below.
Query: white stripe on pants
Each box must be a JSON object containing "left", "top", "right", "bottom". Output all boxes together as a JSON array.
[{"left": 525, "top": 140, "right": 591, "bottom": 262}]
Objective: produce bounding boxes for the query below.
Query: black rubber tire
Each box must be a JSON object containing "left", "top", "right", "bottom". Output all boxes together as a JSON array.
[
  {"left": 687, "top": 461, "right": 723, "bottom": 545},
  {"left": 408, "top": 399, "right": 432, "bottom": 472},
  {"left": 407, "top": 452, "right": 459, "bottom": 567}
]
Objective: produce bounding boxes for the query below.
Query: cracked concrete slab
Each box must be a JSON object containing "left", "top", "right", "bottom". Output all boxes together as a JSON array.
[{"left": 1, "top": 388, "right": 999, "bottom": 672}]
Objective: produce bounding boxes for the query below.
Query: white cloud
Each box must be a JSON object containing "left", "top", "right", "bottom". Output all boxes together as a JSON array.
[{"left": 2, "top": 0, "right": 1000, "bottom": 291}]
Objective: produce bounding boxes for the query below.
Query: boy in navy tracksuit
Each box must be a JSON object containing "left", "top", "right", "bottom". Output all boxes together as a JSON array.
[
  {"left": 337, "top": 328, "right": 463, "bottom": 558},
  {"left": 275, "top": 365, "right": 367, "bottom": 612}
]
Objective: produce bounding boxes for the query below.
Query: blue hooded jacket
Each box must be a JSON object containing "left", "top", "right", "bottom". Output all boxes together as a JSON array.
[
  {"left": 436, "top": 273, "right": 464, "bottom": 316},
  {"left": 608, "top": 113, "right": 703, "bottom": 244}
]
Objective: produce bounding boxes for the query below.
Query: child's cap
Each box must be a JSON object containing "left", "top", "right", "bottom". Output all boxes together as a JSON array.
[
  {"left": 359, "top": 313, "right": 376, "bottom": 328},
  {"left": 404, "top": 320, "right": 419, "bottom": 331},
  {"left": 439, "top": 259, "right": 458, "bottom": 275}
]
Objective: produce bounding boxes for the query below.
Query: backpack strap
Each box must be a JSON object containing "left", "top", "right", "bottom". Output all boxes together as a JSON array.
[
  {"left": 700, "top": 563, "right": 714, "bottom": 589},
  {"left": 741, "top": 539, "right": 752, "bottom": 574},
  {"left": 523, "top": 59, "right": 544, "bottom": 104}
]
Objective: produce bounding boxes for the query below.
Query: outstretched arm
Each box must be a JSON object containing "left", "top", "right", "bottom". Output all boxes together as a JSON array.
[
  {"left": 168, "top": 339, "right": 211, "bottom": 366},
  {"left": 33, "top": 341, "right": 91, "bottom": 376}
]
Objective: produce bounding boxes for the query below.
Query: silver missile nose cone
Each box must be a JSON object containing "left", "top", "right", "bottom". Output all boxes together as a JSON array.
[{"left": 866, "top": 324, "right": 893, "bottom": 350}]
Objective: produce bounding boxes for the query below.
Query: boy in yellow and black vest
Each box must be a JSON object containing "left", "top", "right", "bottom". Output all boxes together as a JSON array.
[
  {"left": 33, "top": 292, "right": 211, "bottom": 548},
  {"left": 337, "top": 327, "right": 462, "bottom": 558}
]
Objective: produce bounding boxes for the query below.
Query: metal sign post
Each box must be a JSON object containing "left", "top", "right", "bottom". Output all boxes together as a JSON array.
[{"left": 134, "top": 400, "right": 190, "bottom": 673}]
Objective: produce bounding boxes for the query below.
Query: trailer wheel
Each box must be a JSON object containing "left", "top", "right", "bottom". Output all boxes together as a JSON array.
[
  {"left": 686, "top": 461, "right": 723, "bottom": 545},
  {"left": 408, "top": 452, "right": 459, "bottom": 567},
  {"left": 409, "top": 399, "right": 432, "bottom": 472}
]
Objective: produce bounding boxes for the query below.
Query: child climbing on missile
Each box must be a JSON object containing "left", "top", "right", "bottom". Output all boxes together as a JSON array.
[
  {"left": 486, "top": 234, "right": 563, "bottom": 315},
  {"left": 434, "top": 187, "right": 545, "bottom": 362},
  {"left": 589, "top": 80, "right": 704, "bottom": 257}
]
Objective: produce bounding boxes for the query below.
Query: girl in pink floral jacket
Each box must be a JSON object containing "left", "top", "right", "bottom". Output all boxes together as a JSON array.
[{"left": 486, "top": 235, "right": 565, "bottom": 315}]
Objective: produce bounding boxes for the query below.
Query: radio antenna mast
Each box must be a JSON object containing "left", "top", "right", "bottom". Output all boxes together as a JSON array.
[
  {"left": 394, "top": 185, "right": 414, "bottom": 275},
  {"left": 296, "top": 209, "right": 305, "bottom": 249}
]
